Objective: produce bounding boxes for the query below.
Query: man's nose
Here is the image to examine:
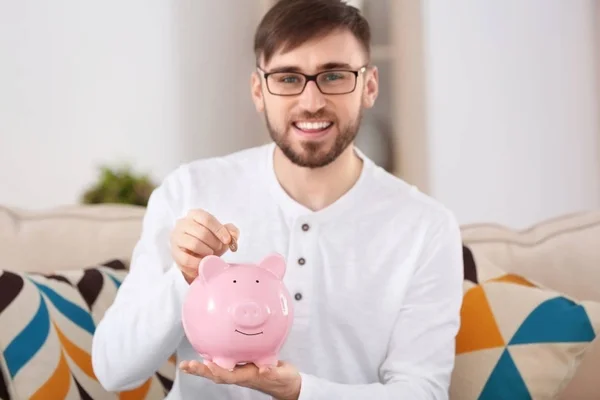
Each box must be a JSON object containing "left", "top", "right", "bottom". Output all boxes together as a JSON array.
[{"left": 298, "top": 81, "right": 326, "bottom": 112}]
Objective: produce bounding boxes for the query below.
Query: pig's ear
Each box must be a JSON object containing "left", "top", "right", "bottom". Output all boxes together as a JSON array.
[
  {"left": 257, "top": 253, "right": 286, "bottom": 280},
  {"left": 199, "top": 255, "right": 228, "bottom": 282}
]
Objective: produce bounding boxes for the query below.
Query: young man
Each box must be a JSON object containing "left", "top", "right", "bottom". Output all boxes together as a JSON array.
[{"left": 91, "top": 0, "right": 464, "bottom": 399}]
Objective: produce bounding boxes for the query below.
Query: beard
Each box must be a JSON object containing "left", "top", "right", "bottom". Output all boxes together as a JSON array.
[{"left": 265, "top": 107, "right": 363, "bottom": 169}]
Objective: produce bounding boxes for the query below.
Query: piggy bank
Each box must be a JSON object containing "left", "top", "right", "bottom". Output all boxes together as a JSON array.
[{"left": 181, "top": 253, "right": 294, "bottom": 371}]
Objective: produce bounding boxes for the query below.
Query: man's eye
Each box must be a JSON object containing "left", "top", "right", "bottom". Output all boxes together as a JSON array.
[
  {"left": 279, "top": 75, "right": 301, "bottom": 83},
  {"left": 323, "top": 73, "right": 344, "bottom": 81}
]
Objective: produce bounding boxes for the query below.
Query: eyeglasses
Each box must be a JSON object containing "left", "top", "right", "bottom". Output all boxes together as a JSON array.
[{"left": 258, "top": 66, "right": 367, "bottom": 96}]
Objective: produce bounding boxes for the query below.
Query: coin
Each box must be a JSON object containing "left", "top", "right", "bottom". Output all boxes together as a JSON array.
[{"left": 229, "top": 236, "right": 238, "bottom": 252}]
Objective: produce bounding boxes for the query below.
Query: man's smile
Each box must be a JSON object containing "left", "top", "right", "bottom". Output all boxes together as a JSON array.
[{"left": 292, "top": 120, "right": 334, "bottom": 139}]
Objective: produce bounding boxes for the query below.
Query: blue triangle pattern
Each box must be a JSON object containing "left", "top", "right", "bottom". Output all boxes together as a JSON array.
[
  {"left": 479, "top": 348, "right": 531, "bottom": 400},
  {"left": 509, "top": 296, "right": 596, "bottom": 345}
]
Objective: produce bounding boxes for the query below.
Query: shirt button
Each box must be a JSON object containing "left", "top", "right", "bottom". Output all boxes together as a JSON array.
[
  {"left": 301, "top": 223, "right": 310, "bottom": 231},
  {"left": 298, "top": 257, "right": 305, "bottom": 266},
  {"left": 294, "top": 293, "right": 302, "bottom": 301}
]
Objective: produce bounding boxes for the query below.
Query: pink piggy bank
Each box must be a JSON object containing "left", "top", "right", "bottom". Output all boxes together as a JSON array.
[{"left": 181, "top": 253, "right": 294, "bottom": 371}]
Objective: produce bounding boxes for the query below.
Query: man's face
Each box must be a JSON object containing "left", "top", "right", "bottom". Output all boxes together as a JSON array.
[{"left": 251, "top": 29, "right": 379, "bottom": 168}]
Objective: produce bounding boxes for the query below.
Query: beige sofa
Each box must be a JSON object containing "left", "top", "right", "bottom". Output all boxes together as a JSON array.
[{"left": 0, "top": 204, "right": 598, "bottom": 399}]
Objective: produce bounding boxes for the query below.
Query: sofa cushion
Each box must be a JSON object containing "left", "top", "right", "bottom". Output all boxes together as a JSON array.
[
  {"left": 0, "top": 205, "right": 146, "bottom": 274},
  {"left": 462, "top": 233, "right": 600, "bottom": 400},
  {"left": 462, "top": 245, "right": 505, "bottom": 288},
  {"left": 0, "top": 260, "right": 174, "bottom": 399},
  {"left": 452, "top": 250, "right": 600, "bottom": 399},
  {"left": 461, "top": 210, "right": 600, "bottom": 303}
]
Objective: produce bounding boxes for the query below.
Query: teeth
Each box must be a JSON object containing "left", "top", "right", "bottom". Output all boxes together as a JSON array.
[{"left": 295, "top": 121, "right": 332, "bottom": 131}]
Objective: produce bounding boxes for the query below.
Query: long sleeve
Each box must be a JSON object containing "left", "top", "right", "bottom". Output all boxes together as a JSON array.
[
  {"left": 91, "top": 171, "right": 189, "bottom": 392},
  {"left": 298, "top": 211, "right": 464, "bottom": 400}
]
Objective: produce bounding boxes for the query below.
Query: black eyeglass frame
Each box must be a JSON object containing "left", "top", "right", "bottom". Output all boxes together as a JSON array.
[{"left": 257, "top": 65, "right": 368, "bottom": 96}]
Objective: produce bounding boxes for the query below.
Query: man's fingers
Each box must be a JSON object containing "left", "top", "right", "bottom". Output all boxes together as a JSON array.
[
  {"left": 205, "top": 362, "right": 254, "bottom": 384},
  {"left": 224, "top": 223, "right": 239, "bottom": 252},
  {"left": 179, "top": 360, "right": 238, "bottom": 384},
  {"left": 172, "top": 211, "right": 240, "bottom": 280},
  {"left": 172, "top": 211, "right": 241, "bottom": 276},
  {"left": 183, "top": 220, "right": 223, "bottom": 251},
  {"left": 224, "top": 223, "right": 239, "bottom": 240},
  {"left": 179, "top": 231, "right": 216, "bottom": 257},
  {"left": 211, "top": 224, "right": 240, "bottom": 256},
  {"left": 180, "top": 361, "right": 216, "bottom": 379},
  {"left": 189, "top": 210, "right": 231, "bottom": 244},
  {"left": 174, "top": 248, "right": 202, "bottom": 272}
]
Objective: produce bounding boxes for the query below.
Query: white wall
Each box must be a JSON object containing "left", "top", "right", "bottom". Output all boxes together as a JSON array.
[
  {"left": 0, "top": 1, "right": 265, "bottom": 210},
  {"left": 173, "top": 1, "right": 267, "bottom": 161},
  {"left": 422, "top": 0, "right": 600, "bottom": 228},
  {"left": 2, "top": 0, "right": 599, "bottom": 227}
]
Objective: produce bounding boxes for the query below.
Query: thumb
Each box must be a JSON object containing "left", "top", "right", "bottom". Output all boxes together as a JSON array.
[
  {"left": 224, "top": 223, "right": 240, "bottom": 252},
  {"left": 224, "top": 223, "right": 239, "bottom": 241},
  {"left": 214, "top": 223, "right": 239, "bottom": 256}
]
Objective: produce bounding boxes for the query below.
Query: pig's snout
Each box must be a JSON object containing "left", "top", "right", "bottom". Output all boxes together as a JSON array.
[{"left": 232, "top": 302, "right": 268, "bottom": 328}]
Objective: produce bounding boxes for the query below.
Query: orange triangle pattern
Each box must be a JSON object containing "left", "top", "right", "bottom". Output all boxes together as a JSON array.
[
  {"left": 489, "top": 274, "right": 535, "bottom": 287},
  {"left": 457, "top": 286, "right": 506, "bottom": 354}
]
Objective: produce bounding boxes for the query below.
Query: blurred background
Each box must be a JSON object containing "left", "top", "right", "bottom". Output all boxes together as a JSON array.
[{"left": 0, "top": 0, "right": 599, "bottom": 229}]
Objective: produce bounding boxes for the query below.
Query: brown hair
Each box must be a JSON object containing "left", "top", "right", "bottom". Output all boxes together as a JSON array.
[{"left": 254, "top": 0, "right": 371, "bottom": 67}]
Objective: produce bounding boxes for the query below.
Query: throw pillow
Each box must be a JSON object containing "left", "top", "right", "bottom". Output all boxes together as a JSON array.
[
  {"left": 0, "top": 260, "right": 175, "bottom": 400},
  {"left": 453, "top": 247, "right": 600, "bottom": 399},
  {"left": 0, "top": 356, "right": 8, "bottom": 400},
  {"left": 462, "top": 245, "right": 506, "bottom": 289}
]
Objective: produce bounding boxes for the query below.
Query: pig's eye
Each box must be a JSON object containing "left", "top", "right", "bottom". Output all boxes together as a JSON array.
[
  {"left": 256, "top": 280, "right": 259, "bottom": 283},
  {"left": 233, "top": 280, "right": 237, "bottom": 283}
]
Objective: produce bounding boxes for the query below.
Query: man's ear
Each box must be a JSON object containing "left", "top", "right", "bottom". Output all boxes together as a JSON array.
[
  {"left": 251, "top": 71, "right": 265, "bottom": 113},
  {"left": 361, "top": 66, "right": 379, "bottom": 109}
]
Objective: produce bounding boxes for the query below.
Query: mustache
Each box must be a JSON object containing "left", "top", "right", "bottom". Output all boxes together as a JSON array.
[{"left": 290, "top": 109, "right": 337, "bottom": 121}]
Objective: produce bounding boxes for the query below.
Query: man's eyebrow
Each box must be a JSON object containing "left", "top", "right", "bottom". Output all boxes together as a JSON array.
[
  {"left": 318, "top": 62, "right": 353, "bottom": 70},
  {"left": 266, "top": 65, "right": 303, "bottom": 74},
  {"left": 265, "top": 62, "right": 354, "bottom": 74}
]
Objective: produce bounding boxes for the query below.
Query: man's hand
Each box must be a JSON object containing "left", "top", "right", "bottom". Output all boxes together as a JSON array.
[
  {"left": 170, "top": 209, "right": 239, "bottom": 284},
  {"left": 179, "top": 359, "right": 301, "bottom": 400}
]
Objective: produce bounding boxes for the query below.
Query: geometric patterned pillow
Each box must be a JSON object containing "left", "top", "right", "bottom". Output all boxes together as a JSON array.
[
  {"left": 0, "top": 358, "right": 7, "bottom": 400},
  {"left": 0, "top": 260, "right": 175, "bottom": 400},
  {"left": 453, "top": 247, "right": 600, "bottom": 399},
  {"left": 462, "top": 245, "right": 506, "bottom": 287}
]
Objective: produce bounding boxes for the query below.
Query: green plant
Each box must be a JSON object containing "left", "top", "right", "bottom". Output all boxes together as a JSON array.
[{"left": 82, "top": 165, "right": 156, "bottom": 206}]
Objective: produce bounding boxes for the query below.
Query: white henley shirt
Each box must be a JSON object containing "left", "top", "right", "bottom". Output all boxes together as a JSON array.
[{"left": 91, "top": 142, "right": 464, "bottom": 400}]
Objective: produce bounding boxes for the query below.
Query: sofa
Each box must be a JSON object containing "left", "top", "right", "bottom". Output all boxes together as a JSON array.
[{"left": 0, "top": 203, "right": 598, "bottom": 399}]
